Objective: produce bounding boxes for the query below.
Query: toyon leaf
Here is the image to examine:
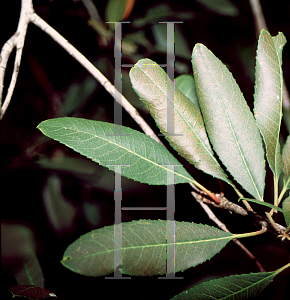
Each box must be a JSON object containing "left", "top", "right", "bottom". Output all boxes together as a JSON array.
[
  {"left": 37, "top": 118, "right": 193, "bottom": 185},
  {"left": 192, "top": 44, "right": 265, "bottom": 201},
  {"left": 254, "top": 30, "right": 286, "bottom": 180},
  {"left": 130, "top": 59, "right": 234, "bottom": 187},
  {"left": 61, "top": 220, "right": 233, "bottom": 277},
  {"left": 282, "top": 135, "right": 290, "bottom": 190},
  {"left": 282, "top": 194, "right": 290, "bottom": 226},
  {"left": 170, "top": 265, "right": 290, "bottom": 300},
  {"left": 8, "top": 285, "right": 56, "bottom": 300}
]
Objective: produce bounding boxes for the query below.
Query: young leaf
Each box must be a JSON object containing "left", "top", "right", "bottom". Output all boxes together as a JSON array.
[
  {"left": 130, "top": 59, "right": 234, "bottom": 187},
  {"left": 37, "top": 117, "right": 193, "bottom": 185},
  {"left": 282, "top": 135, "right": 290, "bottom": 190},
  {"left": 192, "top": 44, "right": 265, "bottom": 201},
  {"left": 171, "top": 267, "right": 288, "bottom": 300},
  {"left": 61, "top": 220, "right": 233, "bottom": 277},
  {"left": 175, "top": 74, "right": 200, "bottom": 108},
  {"left": 282, "top": 194, "right": 290, "bottom": 226},
  {"left": 254, "top": 30, "right": 286, "bottom": 180}
]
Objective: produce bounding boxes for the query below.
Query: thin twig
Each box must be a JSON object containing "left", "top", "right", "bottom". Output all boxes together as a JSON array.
[
  {"left": 0, "top": 0, "right": 264, "bottom": 219},
  {"left": 31, "top": 13, "right": 163, "bottom": 145},
  {"left": 0, "top": 0, "right": 163, "bottom": 146},
  {"left": 192, "top": 191, "right": 266, "bottom": 272},
  {"left": 191, "top": 190, "right": 289, "bottom": 239},
  {"left": 0, "top": 0, "right": 34, "bottom": 118}
]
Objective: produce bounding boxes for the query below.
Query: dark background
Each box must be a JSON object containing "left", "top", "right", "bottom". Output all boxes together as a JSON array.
[{"left": 1, "top": 0, "right": 290, "bottom": 299}]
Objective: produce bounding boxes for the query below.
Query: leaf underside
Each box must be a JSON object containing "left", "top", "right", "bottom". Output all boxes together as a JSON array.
[
  {"left": 192, "top": 44, "right": 265, "bottom": 200},
  {"left": 37, "top": 117, "right": 193, "bottom": 185},
  {"left": 171, "top": 271, "right": 276, "bottom": 300},
  {"left": 61, "top": 220, "right": 233, "bottom": 277},
  {"left": 254, "top": 30, "right": 286, "bottom": 180},
  {"left": 130, "top": 58, "right": 233, "bottom": 187}
]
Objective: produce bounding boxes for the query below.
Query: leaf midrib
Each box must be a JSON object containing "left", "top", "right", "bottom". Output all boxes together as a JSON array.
[
  {"left": 46, "top": 123, "right": 193, "bottom": 182},
  {"left": 218, "top": 273, "right": 275, "bottom": 300},
  {"left": 199, "top": 53, "right": 262, "bottom": 200},
  {"left": 67, "top": 235, "right": 232, "bottom": 259},
  {"left": 138, "top": 66, "right": 222, "bottom": 170}
]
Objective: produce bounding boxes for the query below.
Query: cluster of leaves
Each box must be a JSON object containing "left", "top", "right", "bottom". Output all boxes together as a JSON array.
[{"left": 37, "top": 29, "right": 290, "bottom": 299}]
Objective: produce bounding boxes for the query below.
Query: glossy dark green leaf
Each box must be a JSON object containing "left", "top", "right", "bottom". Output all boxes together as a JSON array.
[
  {"left": 282, "top": 194, "right": 290, "bottom": 226},
  {"left": 130, "top": 59, "right": 234, "bottom": 187},
  {"left": 171, "top": 271, "right": 279, "bottom": 300},
  {"left": 254, "top": 30, "right": 286, "bottom": 180},
  {"left": 8, "top": 285, "right": 56, "bottom": 300},
  {"left": 37, "top": 117, "right": 193, "bottom": 185},
  {"left": 192, "top": 44, "right": 265, "bottom": 201},
  {"left": 61, "top": 220, "right": 233, "bottom": 277},
  {"left": 175, "top": 74, "right": 199, "bottom": 108},
  {"left": 282, "top": 135, "right": 290, "bottom": 190}
]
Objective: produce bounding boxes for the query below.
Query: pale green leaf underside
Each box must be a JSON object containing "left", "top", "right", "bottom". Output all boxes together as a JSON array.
[
  {"left": 282, "top": 135, "right": 290, "bottom": 189},
  {"left": 282, "top": 194, "right": 290, "bottom": 226},
  {"left": 175, "top": 74, "right": 200, "bottom": 108},
  {"left": 254, "top": 30, "right": 286, "bottom": 179},
  {"left": 61, "top": 220, "right": 233, "bottom": 277},
  {"left": 37, "top": 118, "right": 193, "bottom": 185},
  {"left": 130, "top": 59, "right": 233, "bottom": 187},
  {"left": 171, "top": 271, "right": 276, "bottom": 300},
  {"left": 192, "top": 44, "right": 265, "bottom": 200}
]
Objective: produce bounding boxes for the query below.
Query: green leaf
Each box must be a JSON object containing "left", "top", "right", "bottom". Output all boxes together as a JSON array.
[
  {"left": 239, "top": 198, "right": 283, "bottom": 212},
  {"left": 282, "top": 135, "right": 290, "bottom": 190},
  {"left": 192, "top": 44, "right": 265, "bottom": 201},
  {"left": 61, "top": 220, "right": 233, "bottom": 277},
  {"left": 14, "top": 254, "right": 44, "bottom": 288},
  {"left": 171, "top": 271, "right": 279, "bottom": 300},
  {"left": 37, "top": 117, "right": 193, "bottom": 185},
  {"left": 130, "top": 59, "right": 234, "bottom": 187},
  {"left": 194, "top": 0, "right": 239, "bottom": 16},
  {"left": 282, "top": 194, "right": 290, "bottom": 226},
  {"left": 175, "top": 74, "right": 200, "bottom": 108},
  {"left": 105, "top": 0, "right": 127, "bottom": 22},
  {"left": 254, "top": 30, "right": 286, "bottom": 180},
  {"left": 152, "top": 23, "right": 191, "bottom": 60}
]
